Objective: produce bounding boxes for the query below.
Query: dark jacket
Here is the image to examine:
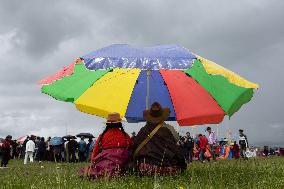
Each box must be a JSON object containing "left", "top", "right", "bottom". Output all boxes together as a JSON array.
[
  {"left": 68, "top": 140, "right": 78, "bottom": 152},
  {"left": 132, "top": 122, "right": 186, "bottom": 169},
  {"left": 38, "top": 141, "right": 46, "bottom": 152}
]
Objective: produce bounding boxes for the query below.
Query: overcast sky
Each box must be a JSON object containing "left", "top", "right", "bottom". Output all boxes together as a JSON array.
[{"left": 0, "top": 0, "right": 283, "bottom": 145}]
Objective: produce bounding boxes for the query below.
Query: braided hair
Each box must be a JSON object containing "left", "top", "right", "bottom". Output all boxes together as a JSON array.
[{"left": 98, "top": 122, "right": 128, "bottom": 145}]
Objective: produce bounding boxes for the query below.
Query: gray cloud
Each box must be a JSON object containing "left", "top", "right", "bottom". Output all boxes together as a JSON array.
[{"left": 0, "top": 0, "right": 283, "bottom": 146}]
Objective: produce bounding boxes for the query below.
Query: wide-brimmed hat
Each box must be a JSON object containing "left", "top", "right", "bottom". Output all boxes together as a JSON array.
[
  {"left": 106, "top": 112, "right": 122, "bottom": 123},
  {"left": 143, "top": 102, "right": 170, "bottom": 124}
]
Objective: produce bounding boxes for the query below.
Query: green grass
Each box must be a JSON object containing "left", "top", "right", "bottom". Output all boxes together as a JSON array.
[{"left": 0, "top": 157, "right": 284, "bottom": 189}]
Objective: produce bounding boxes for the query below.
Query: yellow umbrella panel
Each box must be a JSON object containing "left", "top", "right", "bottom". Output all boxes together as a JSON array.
[{"left": 75, "top": 68, "right": 141, "bottom": 118}]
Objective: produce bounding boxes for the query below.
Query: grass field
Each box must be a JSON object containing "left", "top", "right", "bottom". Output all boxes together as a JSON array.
[{"left": 0, "top": 157, "right": 284, "bottom": 189}]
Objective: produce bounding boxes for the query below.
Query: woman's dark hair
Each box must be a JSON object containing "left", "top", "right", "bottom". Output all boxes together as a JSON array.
[{"left": 98, "top": 122, "right": 127, "bottom": 145}]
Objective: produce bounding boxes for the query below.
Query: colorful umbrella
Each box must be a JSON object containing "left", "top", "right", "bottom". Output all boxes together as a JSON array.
[{"left": 39, "top": 44, "right": 258, "bottom": 126}]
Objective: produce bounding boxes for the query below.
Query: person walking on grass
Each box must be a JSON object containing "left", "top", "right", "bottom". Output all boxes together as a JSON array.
[
  {"left": 24, "top": 135, "right": 35, "bottom": 164},
  {"left": 206, "top": 127, "right": 217, "bottom": 161},
  {"left": 0, "top": 135, "right": 12, "bottom": 168}
]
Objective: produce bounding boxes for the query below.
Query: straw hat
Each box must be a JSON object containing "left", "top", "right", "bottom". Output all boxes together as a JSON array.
[
  {"left": 106, "top": 112, "right": 122, "bottom": 123},
  {"left": 143, "top": 102, "right": 170, "bottom": 124}
]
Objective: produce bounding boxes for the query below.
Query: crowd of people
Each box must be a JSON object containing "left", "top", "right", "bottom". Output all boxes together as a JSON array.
[
  {"left": 0, "top": 135, "right": 96, "bottom": 167},
  {"left": 1, "top": 102, "right": 284, "bottom": 179},
  {"left": 177, "top": 128, "right": 251, "bottom": 162}
]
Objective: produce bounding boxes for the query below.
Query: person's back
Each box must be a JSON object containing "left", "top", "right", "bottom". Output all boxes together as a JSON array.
[
  {"left": 38, "top": 140, "right": 46, "bottom": 152},
  {"left": 199, "top": 135, "right": 207, "bottom": 150},
  {"left": 133, "top": 122, "right": 184, "bottom": 167},
  {"left": 78, "top": 139, "right": 86, "bottom": 152},
  {"left": 131, "top": 102, "right": 186, "bottom": 176},
  {"left": 26, "top": 140, "right": 35, "bottom": 153},
  {"left": 233, "top": 142, "right": 240, "bottom": 159},
  {"left": 91, "top": 128, "right": 131, "bottom": 159},
  {"left": 24, "top": 137, "right": 35, "bottom": 164},
  {"left": 68, "top": 140, "right": 77, "bottom": 152},
  {"left": 80, "top": 113, "right": 132, "bottom": 179},
  {"left": 1, "top": 136, "right": 12, "bottom": 167},
  {"left": 67, "top": 139, "right": 77, "bottom": 162},
  {"left": 37, "top": 138, "right": 46, "bottom": 161}
]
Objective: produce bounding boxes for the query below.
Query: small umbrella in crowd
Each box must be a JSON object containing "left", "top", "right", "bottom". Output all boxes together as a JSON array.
[
  {"left": 17, "top": 136, "right": 27, "bottom": 144},
  {"left": 38, "top": 44, "right": 259, "bottom": 127},
  {"left": 50, "top": 137, "right": 64, "bottom": 146},
  {"left": 76, "top": 133, "right": 94, "bottom": 138},
  {"left": 62, "top": 135, "right": 76, "bottom": 139}
]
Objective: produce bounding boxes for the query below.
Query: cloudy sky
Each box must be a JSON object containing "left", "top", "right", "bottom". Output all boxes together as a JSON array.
[{"left": 0, "top": 0, "right": 283, "bottom": 145}]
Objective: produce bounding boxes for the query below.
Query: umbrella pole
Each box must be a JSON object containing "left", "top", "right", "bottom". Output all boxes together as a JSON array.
[{"left": 146, "top": 69, "right": 151, "bottom": 109}]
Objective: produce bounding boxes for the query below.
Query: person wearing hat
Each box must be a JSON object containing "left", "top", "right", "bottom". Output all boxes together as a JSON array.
[
  {"left": 0, "top": 135, "right": 12, "bottom": 168},
  {"left": 80, "top": 112, "right": 131, "bottom": 179},
  {"left": 131, "top": 102, "right": 186, "bottom": 176}
]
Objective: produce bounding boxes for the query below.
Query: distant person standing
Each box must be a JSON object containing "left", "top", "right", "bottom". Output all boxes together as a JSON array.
[
  {"left": 263, "top": 146, "right": 269, "bottom": 157},
  {"left": 184, "top": 132, "right": 194, "bottom": 162},
  {"left": 34, "top": 136, "right": 40, "bottom": 161},
  {"left": 64, "top": 139, "right": 70, "bottom": 162},
  {"left": 22, "top": 136, "right": 29, "bottom": 158},
  {"left": 238, "top": 129, "right": 248, "bottom": 159},
  {"left": 206, "top": 127, "right": 217, "bottom": 161},
  {"left": 232, "top": 141, "right": 240, "bottom": 159},
  {"left": 86, "top": 138, "right": 94, "bottom": 162},
  {"left": 24, "top": 135, "right": 35, "bottom": 164},
  {"left": 78, "top": 137, "right": 87, "bottom": 162},
  {"left": 37, "top": 137, "right": 46, "bottom": 161},
  {"left": 68, "top": 138, "right": 77, "bottom": 163},
  {"left": 0, "top": 135, "right": 12, "bottom": 168},
  {"left": 46, "top": 137, "right": 52, "bottom": 161},
  {"left": 198, "top": 134, "right": 208, "bottom": 162},
  {"left": 11, "top": 140, "right": 18, "bottom": 159}
]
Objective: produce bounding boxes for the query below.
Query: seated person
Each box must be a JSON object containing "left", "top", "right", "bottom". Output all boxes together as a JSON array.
[
  {"left": 80, "top": 113, "right": 131, "bottom": 179},
  {"left": 131, "top": 102, "right": 186, "bottom": 176},
  {"left": 216, "top": 143, "right": 230, "bottom": 160}
]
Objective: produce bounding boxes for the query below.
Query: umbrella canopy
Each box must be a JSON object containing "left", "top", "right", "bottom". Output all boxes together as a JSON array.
[
  {"left": 17, "top": 136, "right": 28, "bottom": 144},
  {"left": 50, "top": 137, "right": 64, "bottom": 146},
  {"left": 62, "top": 135, "right": 76, "bottom": 139},
  {"left": 76, "top": 133, "right": 95, "bottom": 138},
  {"left": 39, "top": 44, "right": 258, "bottom": 126}
]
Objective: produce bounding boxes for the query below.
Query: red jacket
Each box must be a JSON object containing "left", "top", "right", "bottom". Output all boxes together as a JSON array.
[
  {"left": 91, "top": 128, "right": 131, "bottom": 159},
  {"left": 1, "top": 139, "right": 11, "bottom": 154},
  {"left": 199, "top": 136, "right": 208, "bottom": 150}
]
